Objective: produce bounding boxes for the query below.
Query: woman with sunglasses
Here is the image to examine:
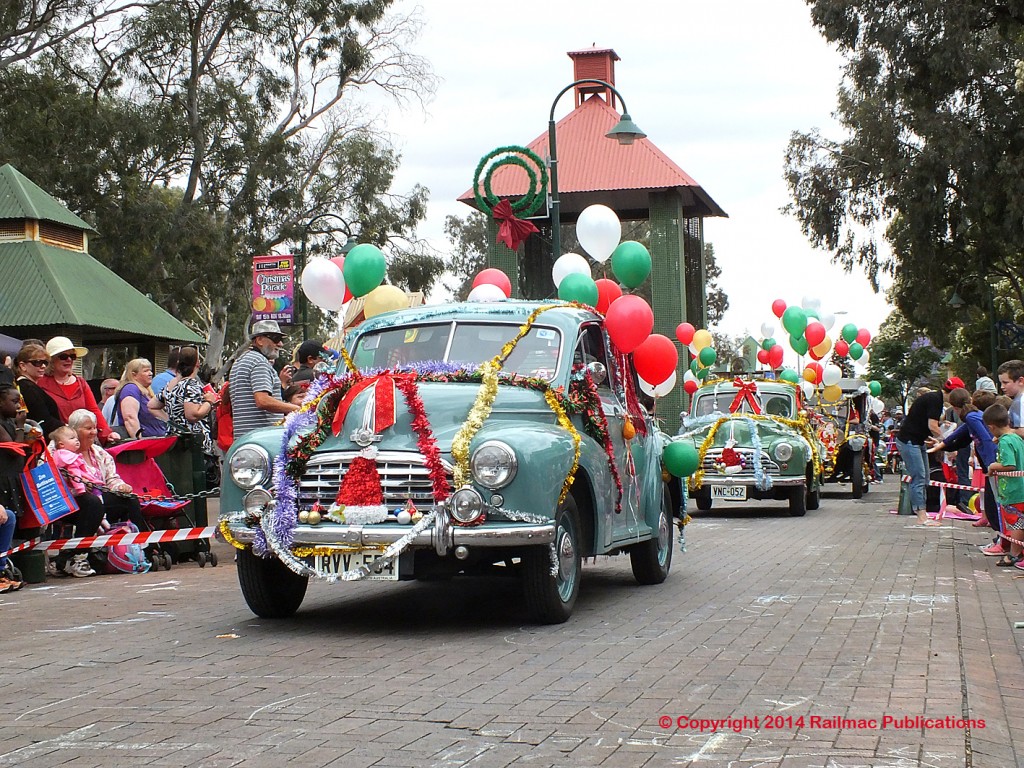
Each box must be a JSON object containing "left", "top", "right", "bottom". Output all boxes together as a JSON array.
[
  {"left": 13, "top": 343, "right": 62, "bottom": 435},
  {"left": 37, "top": 337, "right": 119, "bottom": 445}
]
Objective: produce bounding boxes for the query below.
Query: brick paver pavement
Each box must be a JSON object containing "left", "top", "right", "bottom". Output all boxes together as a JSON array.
[{"left": 1, "top": 484, "right": 1023, "bottom": 767}]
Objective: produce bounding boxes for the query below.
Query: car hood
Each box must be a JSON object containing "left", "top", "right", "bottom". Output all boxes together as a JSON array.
[{"left": 679, "top": 413, "right": 806, "bottom": 449}]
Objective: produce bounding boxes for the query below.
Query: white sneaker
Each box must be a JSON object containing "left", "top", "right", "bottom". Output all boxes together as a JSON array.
[
  {"left": 45, "top": 556, "right": 61, "bottom": 577},
  {"left": 63, "top": 554, "right": 96, "bottom": 578}
]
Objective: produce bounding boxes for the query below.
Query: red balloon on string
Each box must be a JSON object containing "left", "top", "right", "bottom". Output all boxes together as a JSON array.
[
  {"left": 472, "top": 268, "right": 512, "bottom": 298},
  {"left": 834, "top": 339, "right": 850, "bottom": 357},
  {"left": 804, "top": 321, "right": 826, "bottom": 347},
  {"left": 633, "top": 334, "right": 678, "bottom": 386},
  {"left": 594, "top": 278, "right": 622, "bottom": 313},
  {"left": 604, "top": 295, "right": 654, "bottom": 353},
  {"left": 806, "top": 362, "right": 823, "bottom": 384},
  {"left": 684, "top": 378, "right": 699, "bottom": 395},
  {"left": 768, "top": 344, "right": 784, "bottom": 368},
  {"left": 855, "top": 328, "right": 871, "bottom": 346},
  {"left": 330, "top": 256, "right": 354, "bottom": 302},
  {"left": 675, "top": 322, "right": 696, "bottom": 346},
  {"left": 772, "top": 299, "right": 787, "bottom": 318},
  {"left": 757, "top": 348, "right": 770, "bottom": 365}
]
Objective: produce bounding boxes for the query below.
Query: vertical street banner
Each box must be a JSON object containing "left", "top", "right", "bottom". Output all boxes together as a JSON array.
[{"left": 251, "top": 254, "right": 295, "bottom": 326}]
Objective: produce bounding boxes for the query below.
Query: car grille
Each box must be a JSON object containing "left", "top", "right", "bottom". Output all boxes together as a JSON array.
[
  {"left": 701, "top": 448, "right": 781, "bottom": 478},
  {"left": 297, "top": 450, "right": 454, "bottom": 512}
]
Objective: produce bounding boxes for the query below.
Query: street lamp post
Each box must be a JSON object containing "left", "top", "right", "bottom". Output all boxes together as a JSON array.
[
  {"left": 948, "top": 277, "right": 998, "bottom": 373},
  {"left": 297, "top": 213, "right": 352, "bottom": 342},
  {"left": 547, "top": 79, "right": 646, "bottom": 263}
]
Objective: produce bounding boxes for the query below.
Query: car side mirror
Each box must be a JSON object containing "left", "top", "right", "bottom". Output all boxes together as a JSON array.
[{"left": 587, "top": 361, "right": 607, "bottom": 386}]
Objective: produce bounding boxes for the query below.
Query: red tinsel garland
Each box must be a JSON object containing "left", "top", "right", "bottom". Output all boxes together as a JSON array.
[
  {"left": 573, "top": 370, "right": 624, "bottom": 514},
  {"left": 395, "top": 376, "right": 451, "bottom": 502}
]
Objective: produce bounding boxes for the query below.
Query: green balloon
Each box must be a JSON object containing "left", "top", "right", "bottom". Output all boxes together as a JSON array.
[
  {"left": 696, "top": 367, "right": 709, "bottom": 380},
  {"left": 557, "top": 273, "right": 599, "bottom": 306},
  {"left": 698, "top": 346, "right": 717, "bottom": 366},
  {"left": 779, "top": 368, "right": 800, "bottom": 384},
  {"left": 690, "top": 359, "right": 699, "bottom": 374},
  {"left": 610, "top": 240, "right": 652, "bottom": 289},
  {"left": 841, "top": 323, "right": 858, "bottom": 343},
  {"left": 869, "top": 380, "right": 881, "bottom": 397},
  {"left": 782, "top": 306, "right": 808, "bottom": 336},
  {"left": 343, "top": 243, "right": 387, "bottom": 298},
  {"left": 790, "top": 334, "right": 809, "bottom": 355},
  {"left": 663, "top": 441, "right": 700, "bottom": 478},
  {"left": 761, "top": 337, "right": 776, "bottom": 351},
  {"left": 849, "top": 342, "right": 864, "bottom": 360}
]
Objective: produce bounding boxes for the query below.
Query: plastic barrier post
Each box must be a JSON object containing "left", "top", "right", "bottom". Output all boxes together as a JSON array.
[{"left": 898, "top": 476, "right": 915, "bottom": 516}]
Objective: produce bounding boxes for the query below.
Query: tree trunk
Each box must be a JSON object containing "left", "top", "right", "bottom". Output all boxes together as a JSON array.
[{"left": 206, "top": 299, "right": 228, "bottom": 381}]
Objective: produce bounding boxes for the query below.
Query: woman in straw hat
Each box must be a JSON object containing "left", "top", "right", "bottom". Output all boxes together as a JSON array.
[{"left": 36, "top": 336, "right": 119, "bottom": 445}]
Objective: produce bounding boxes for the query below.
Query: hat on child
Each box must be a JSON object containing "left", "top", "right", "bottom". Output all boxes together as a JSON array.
[{"left": 943, "top": 377, "right": 965, "bottom": 392}]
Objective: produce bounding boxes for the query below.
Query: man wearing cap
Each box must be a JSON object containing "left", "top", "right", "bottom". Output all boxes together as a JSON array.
[
  {"left": 37, "top": 336, "right": 119, "bottom": 445},
  {"left": 896, "top": 384, "right": 948, "bottom": 525},
  {"left": 289, "top": 339, "right": 325, "bottom": 384},
  {"left": 229, "top": 321, "right": 299, "bottom": 439}
]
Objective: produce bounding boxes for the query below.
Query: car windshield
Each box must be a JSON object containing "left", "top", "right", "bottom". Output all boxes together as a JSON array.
[
  {"left": 692, "top": 389, "right": 796, "bottom": 418},
  {"left": 351, "top": 321, "right": 562, "bottom": 381}
]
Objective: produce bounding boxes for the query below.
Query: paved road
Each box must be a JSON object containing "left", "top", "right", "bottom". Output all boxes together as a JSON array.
[{"left": 2, "top": 483, "right": 1023, "bottom": 767}]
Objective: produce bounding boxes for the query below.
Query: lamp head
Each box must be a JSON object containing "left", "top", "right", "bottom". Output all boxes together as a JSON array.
[
  {"left": 340, "top": 235, "right": 359, "bottom": 255},
  {"left": 605, "top": 113, "right": 646, "bottom": 145},
  {"left": 948, "top": 291, "right": 966, "bottom": 309}
]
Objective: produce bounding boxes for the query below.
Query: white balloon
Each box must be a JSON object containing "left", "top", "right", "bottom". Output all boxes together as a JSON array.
[
  {"left": 575, "top": 204, "right": 622, "bottom": 263},
  {"left": 551, "top": 253, "right": 591, "bottom": 287},
  {"left": 301, "top": 259, "right": 347, "bottom": 311},
  {"left": 801, "top": 296, "right": 821, "bottom": 311},
  {"left": 639, "top": 371, "right": 677, "bottom": 398},
  {"left": 760, "top": 322, "right": 775, "bottom": 339},
  {"left": 683, "top": 370, "right": 698, "bottom": 384},
  {"left": 870, "top": 396, "right": 885, "bottom": 415},
  {"left": 822, "top": 364, "right": 842, "bottom": 387},
  {"left": 800, "top": 381, "right": 816, "bottom": 400},
  {"left": 467, "top": 283, "right": 506, "bottom": 302},
  {"left": 819, "top": 312, "right": 836, "bottom": 331}
]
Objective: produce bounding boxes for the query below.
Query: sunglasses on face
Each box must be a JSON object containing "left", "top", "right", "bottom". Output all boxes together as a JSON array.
[
  {"left": 262, "top": 335, "right": 286, "bottom": 344},
  {"left": 56, "top": 353, "right": 77, "bottom": 361},
  {"left": 27, "top": 359, "right": 47, "bottom": 367}
]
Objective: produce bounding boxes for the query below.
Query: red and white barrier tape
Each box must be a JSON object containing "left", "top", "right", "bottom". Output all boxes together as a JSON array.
[{"left": 0, "top": 526, "right": 215, "bottom": 560}]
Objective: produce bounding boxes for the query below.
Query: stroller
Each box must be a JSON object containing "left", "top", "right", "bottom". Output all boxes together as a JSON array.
[{"left": 107, "top": 436, "right": 218, "bottom": 569}]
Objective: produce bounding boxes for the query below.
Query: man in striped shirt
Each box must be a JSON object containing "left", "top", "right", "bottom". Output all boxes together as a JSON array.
[{"left": 229, "top": 320, "right": 299, "bottom": 440}]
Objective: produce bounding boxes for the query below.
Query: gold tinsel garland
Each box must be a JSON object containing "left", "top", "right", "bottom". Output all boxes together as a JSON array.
[
  {"left": 292, "top": 545, "right": 385, "bottom": 558},
  {"left": 219, "top": 518, "right": 249, "bottom": 551},
  {"left": 544, "top": 388, "right": 581, "bottom": 504}
]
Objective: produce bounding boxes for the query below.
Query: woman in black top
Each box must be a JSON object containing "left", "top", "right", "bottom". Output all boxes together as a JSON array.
[{"left": 14, "top": 344, "right": 62, "bottom": 435}]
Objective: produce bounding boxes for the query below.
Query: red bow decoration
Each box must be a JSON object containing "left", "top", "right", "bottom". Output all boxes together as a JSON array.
[
  {"left": 332, "top": 373, "right": 413, "bottom": 437},
  {"left": 729, "top": 378, "right": 762, "bottom": 415},
  {"left": 492, "top": 198, "right": 539, "bottom": 251}
]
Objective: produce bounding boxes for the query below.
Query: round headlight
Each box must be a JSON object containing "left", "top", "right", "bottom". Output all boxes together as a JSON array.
[
  {"left": 773, "top": 442, "right": 794, "bottom": 462},
  {"left": 450, "top": 487, "right": 485, "bottom": 525},
  {"left": 243, "top": 488, "right": 273, "bottom": 514},
  {"left": 229, "top": 445, "right": 270, "bottom": 490},
  {"left": 470, "top": 441, "right": 518, "bottom": 489}
]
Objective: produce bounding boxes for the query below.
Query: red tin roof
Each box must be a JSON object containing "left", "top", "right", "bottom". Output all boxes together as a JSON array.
[{"left": 458, "top": 94, "right": 727, "bottom": 220}]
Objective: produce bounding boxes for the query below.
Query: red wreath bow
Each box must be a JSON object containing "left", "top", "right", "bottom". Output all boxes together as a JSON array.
[
  {"left": 493, "top": 198, "right": 539, "bottom": 251},
  {"left": 332, "top": 373, "right": 414, "bottom": 436},
  {"left": 729, "top": 378, "right": 762, "bottom": 414}
]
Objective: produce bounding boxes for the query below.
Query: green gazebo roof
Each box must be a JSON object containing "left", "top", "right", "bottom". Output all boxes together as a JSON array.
[
  {"left": 0, "top": 240, "right": 201, "bottom": 342},
  {"left": 0, "top": 164, "right": 94, "bottom": 230}
]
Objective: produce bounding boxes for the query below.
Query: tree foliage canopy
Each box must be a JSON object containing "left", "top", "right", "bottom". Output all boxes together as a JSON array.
[{"left": 785, "top": 1, "right": 1024, "bottom": 360}]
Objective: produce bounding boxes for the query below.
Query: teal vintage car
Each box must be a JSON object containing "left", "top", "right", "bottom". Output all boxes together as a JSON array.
[
  {"left": 676, "top": 378, "right": 823, "bottom": 516},
  {"left": 221, "top": 301, "right": 681, "bottom": 624}
]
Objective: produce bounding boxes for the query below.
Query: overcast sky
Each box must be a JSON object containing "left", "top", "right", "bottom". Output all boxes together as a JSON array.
[{"left": 376, "top": 0, "right": 892, "bottom": 359}]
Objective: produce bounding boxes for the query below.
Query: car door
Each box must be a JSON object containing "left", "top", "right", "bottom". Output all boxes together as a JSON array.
[{"left": 574, "top": 324, "right": 648, "bottom": 546}]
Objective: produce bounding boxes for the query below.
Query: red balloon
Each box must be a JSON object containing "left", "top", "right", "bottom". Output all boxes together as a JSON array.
[
  {"left": 595, "top": 278, "right": 622, "bottom": 313},
  {"left": 683, "top": 378, "right": 699, "bottom": 395},
  {"left": 834, "top": 339, "right": 850, "bottom": 357},
  {"left": 768, "top": 345, "right": 784, "bottom": 368},
  {"left": 675, "top": 322, "right": 696, "bottom": 346},
  {"left": 772, "top": 299, "right": 787, "bottom": 318},
  {"left": 809, "top": 348, "right": 823, "bottom": 361},
  {"left": 855, "top": 328, "right": 871, "bottom": 346},
  {"left": 473, "top": 268, "right": 512, "bottom": 298},
  {"left": 756, "top": 348, "right": 769, "bottom": 365},
  {"left": 804, "top": 321, "right": 826, "bottom": 347},
  {"left": 604, "top": 295, "right": 654, "bottom": 353},
  {"left": 330, "top": 256, "right": 354, "bottom": 302},
  {"left": 807, "top": 362, "right": 823, "bottom": 384},
  {"left": 632, "top": 334, "right": 678, "bottom": 386}
]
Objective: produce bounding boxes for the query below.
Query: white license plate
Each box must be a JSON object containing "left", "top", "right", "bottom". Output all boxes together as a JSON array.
[
  {"left": 711, "top": 485, "right": 747, "bottom": 501},
  {"left": 315, "top": 551, "right": 397, "bottom": 580}
]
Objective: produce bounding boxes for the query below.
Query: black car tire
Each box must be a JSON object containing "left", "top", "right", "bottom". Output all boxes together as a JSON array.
[
  {"left": 694, "top": 489, "right": 713, "bottom": 511},
  {"left": 237, "top": 549, "right": 308, "bottom": 619},
  {"left": 523, "top": 496, "right": 581, "bottom": 624},
  {"left": 630, "top": 487, "right": 674, "bottom": 585},
  {"left": 789, "top": 485, "right": 807, "bottom": 517}
]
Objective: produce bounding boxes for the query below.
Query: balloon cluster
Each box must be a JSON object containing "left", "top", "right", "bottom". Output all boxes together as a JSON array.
[
  {"left": 302, "top": 243, "right": 407, "bottom": 321},
  {"left": 675, "top": 323, "right": 715, "bottom": 395}
]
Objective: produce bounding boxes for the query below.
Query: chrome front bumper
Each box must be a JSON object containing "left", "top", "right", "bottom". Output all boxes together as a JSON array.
[
  {"left": 225, "top": 516, "right": 556, "bottom": 557},
  {"left": 696, "top": 476, "right": 806, "bottom": 488}
]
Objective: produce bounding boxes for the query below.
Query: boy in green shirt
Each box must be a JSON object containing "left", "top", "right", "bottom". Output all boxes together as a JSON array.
[{"left": 983, "top": 404, "right": 1024, "bottom": 568}]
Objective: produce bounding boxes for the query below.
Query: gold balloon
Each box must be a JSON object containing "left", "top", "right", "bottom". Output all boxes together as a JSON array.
[
  {"left": 363, "top": 285, "right": 407, "bottom": 319},
  {"left": 811, "top": 337, "right": 832, "bottom": 357},
  {"left": 691, "top": 328, "right": 713, "bottom": 351},
  {"left": 803, "top": 367, "right": 818, "bottom": 383},
  {"left": 822, "top": 384, "right": 842, "bottom": 403}
]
